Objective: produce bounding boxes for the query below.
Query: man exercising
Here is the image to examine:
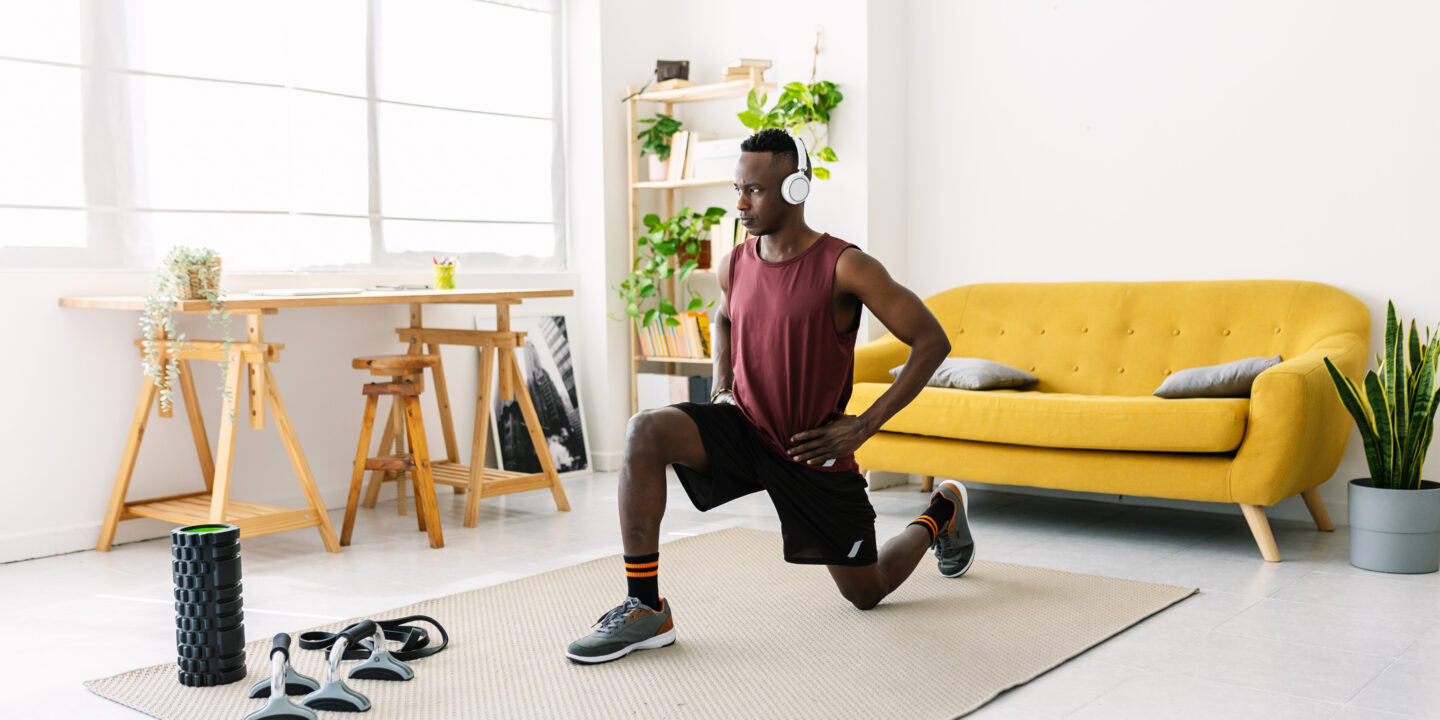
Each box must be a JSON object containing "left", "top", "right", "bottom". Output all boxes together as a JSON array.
[{"left": 567, "top": 128, "right": 974, "bottom": 664}]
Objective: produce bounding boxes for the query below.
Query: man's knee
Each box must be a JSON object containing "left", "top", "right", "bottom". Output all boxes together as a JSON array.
[
  {"left": 844, "top": 587, "right": 882, "bottom": 611},
  {"left": 625, "top": 409, "right": 671, "bottom": 461},
  {"left": 833, "top": 573, "right": 885, "bottom": 610}
]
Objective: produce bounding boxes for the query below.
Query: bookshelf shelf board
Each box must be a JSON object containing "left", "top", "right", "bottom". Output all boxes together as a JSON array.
[
  {"left": 636, "top": 356, "right": 712, "bottom": 365},
  {"left": 637, "top": 79, "right": 776, "bottom": 104},
  {"left": 632, "top": 177, "right": 734, "bottom": 190}
]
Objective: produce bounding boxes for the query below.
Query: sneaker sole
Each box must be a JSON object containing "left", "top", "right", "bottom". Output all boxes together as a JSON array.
[
  {"left": 938, "top": 480, "right": 974, "bottom": 578},
  {"left": 565, "top": 627, "right": 676, "bottom": 665}
]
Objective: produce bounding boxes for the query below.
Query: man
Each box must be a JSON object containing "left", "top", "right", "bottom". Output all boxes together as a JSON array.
[{"left": 567, "top": 128, "right": 973, "bottom": 665}]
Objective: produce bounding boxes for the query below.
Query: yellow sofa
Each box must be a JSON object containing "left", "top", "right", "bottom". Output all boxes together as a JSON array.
[{"left": 847, "top": 280, "right": 1370, "bottom": 561}]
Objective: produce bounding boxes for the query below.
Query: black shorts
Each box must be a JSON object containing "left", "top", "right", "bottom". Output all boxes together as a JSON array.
[{"left": 669, "top": 402, "right": 878, "bottom": 566}]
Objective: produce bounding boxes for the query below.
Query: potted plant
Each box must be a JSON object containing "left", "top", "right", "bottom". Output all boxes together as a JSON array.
[
  {"left": 616, "top": 206, "right": 726, "bottom": 331},
  {"left": 1324, "top": 301, "right": 1439, "bottom": 574},
  {"left": 637, "top": 113, "right": 683, "bottom": 181},
  {"left": 737, "top": 80, "right": 843, "bottom": 179},
  {"left": 140, "top": 246, "right": 231, "bottom": 414}
]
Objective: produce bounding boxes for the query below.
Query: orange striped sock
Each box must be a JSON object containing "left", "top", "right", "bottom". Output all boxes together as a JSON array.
[
  {"left": 909, "top": 494, "right": 955, "bottom": 543},
  {"left": 624, "top": 552, "right": 660, "bottom": 608}
]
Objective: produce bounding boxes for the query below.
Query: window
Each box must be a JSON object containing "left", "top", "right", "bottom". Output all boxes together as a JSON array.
[{"left": 0, "top": 0, "right": 563, "bottom": 271}]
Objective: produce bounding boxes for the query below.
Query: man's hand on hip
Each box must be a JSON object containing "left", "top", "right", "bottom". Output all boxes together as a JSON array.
[{"left": 788, "top": 414, "right": 869, "bottom": 467}]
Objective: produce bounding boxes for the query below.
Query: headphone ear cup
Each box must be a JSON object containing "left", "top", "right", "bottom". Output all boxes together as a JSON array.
[{"left": 782, "top": 173, "right": 810, "bottom": 205}]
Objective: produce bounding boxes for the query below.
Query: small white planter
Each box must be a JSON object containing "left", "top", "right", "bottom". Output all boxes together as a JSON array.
[{"left": 647, "top": 155, "right": 669, "bottom": 182}]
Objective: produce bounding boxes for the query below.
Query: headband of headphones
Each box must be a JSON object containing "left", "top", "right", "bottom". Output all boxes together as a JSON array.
[{"left": 792, "top": 134, "right": 809, "bottom": 174}]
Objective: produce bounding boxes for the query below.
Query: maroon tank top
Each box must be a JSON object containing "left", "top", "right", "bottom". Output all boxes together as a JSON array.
[{"left": 728, "top": 233, "right": 860, "bottom": 473}]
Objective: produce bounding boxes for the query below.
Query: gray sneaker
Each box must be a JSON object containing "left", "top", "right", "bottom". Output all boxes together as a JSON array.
[
  {"left": 932, "top": 480, "right": 976, "bottom": 577},
  {"left": 565, "top": 597, "right": 675, "bottom": 665}
]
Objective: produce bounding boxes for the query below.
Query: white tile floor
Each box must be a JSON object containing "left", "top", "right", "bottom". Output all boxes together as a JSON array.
[{"left": 2, "top": 472, "right": 1437, "bottom": 719}]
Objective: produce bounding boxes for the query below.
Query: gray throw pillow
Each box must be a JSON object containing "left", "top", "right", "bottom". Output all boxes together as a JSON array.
[
  {"left": 890, "top": 357, "right": 1039, "bottom": 390},
  {"left": 1153, "top": 356, "right": 1282, "bottom": 398}
]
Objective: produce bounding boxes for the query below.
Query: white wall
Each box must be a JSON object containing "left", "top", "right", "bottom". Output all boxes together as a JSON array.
[{"left": 904, "top": 0, "right": 1440, "bottom": 523}]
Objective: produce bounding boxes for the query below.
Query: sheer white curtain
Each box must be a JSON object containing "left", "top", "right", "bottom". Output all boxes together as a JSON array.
[{"left": 0, "top": 0, "right": 563, "bottom": 271}]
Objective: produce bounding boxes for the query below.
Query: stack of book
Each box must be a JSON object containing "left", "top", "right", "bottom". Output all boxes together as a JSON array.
[
  {"left": 637, "top": 311, "right": 712, "bottom": 360},
  {"left": 723, "top": 58, "right": 771, "bottom": 83}
]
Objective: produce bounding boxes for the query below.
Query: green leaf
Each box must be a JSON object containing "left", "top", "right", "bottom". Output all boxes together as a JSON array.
[
  {"left": 812, "top": 166, "right": 831, "bottom": 180},
  {"left": 737, "top": 111, "right": 762, "bottom": 130},
  {"left": 643, "top": 214, "right": 661, "bottom": 230},
  {"left": 639, "top": 283, "right": 656, "bottom": 298},
  {"left": 1327, "top": 357, "right": 1383, "bottom": 479},
  {"left": 1365, "top": 370, "right": 1395, "bottom": 487},
  {"left": 642, "top": 308, "right": 657, "bottom": 327},
  {"left": 658, "top": 298, "right": 677, "bottom": 315},
  {"left": 704, "top": 206, "right": 727, "bottom": 219},
  {"left": 625, "top": 303, "right": 639, "bottom": 318},
  {"left": 664, "top": 316, "right": 681, "bottom": 327},
  {"left": 688, "top": 297, "right": 703, "bottom": 311},
  {"left": 815, "top": 146, "right": 838, "bottom": 162}
]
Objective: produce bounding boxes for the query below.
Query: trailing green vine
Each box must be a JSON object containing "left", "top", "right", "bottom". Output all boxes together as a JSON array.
[{"left": 140, "top": 246, "right": 232, "bottom": 417}]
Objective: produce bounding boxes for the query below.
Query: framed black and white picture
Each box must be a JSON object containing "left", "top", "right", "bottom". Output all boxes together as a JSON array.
[{"left": 487, "top": 314, "right": 591, "bottom": 476}]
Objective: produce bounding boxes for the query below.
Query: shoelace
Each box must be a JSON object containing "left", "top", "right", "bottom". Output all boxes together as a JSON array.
[{"left": 593, "top": 597, "right": 643, "bottom": 635}]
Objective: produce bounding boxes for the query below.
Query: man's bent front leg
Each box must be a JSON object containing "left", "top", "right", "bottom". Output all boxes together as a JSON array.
[
  {"left": 827, "top": 523, "right": 933, "bottom": 610},
  {"left": 618, "top": 407, "right": 710, "bottom": 556}
]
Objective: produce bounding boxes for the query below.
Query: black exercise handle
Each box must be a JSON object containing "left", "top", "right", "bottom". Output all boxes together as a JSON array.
[
  {"left": 270, "top": 633, "right": 292, "bottom": 661},
  {"left": 341, "top": 620, "right": 378, "bottom": 647}
]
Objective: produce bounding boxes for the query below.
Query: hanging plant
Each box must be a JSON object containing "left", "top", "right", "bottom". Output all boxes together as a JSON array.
[
  {"left": 140, "top": 246, "right": 231, "bottom": 414},
  {"left": 737, "top": 81, "right": 843, "bottom": 179}
]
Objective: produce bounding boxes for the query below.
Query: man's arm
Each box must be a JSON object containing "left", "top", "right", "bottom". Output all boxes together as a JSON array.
[
  {"left": 711, "top": 250, "right": 735, "bottom": 403},
  {"left": 788, "top": 249, "right": 950, "bottom": 465}
]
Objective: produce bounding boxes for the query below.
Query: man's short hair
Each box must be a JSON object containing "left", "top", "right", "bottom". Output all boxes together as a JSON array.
[{"left": 740, "top": 128, "right": 799, "bottom": 169}]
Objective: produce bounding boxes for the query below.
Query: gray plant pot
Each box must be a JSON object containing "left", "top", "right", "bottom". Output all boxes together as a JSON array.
[{"left": 1349, "top": 478, "right": 1440, "bottom": 574}]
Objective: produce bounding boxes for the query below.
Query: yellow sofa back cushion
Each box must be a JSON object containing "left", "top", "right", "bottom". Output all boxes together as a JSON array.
[{"left": 870, "top": 280, "right": 1369, "bottom": 397}]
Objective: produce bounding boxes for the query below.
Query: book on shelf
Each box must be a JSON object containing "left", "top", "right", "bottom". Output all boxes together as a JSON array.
[
  {"left": 675, "top": 321, "right": 691, "bottom": 358},
  {"left": 725, "top": 58, "right": 773, "bottom": 70},
  {"left": 666, "top": 131, "right": 691, "bottom": 182},
  {"left": 688, "top": 312, "right": 705, "bottom": 357},
  {"left": 688, "top": 376, "right": 714, "bottom": 404},
  {"left": 682, "top": 312, "right": 704, "bottom": 359}
]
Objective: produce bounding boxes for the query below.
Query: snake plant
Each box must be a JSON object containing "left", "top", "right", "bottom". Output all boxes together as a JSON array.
[{"left": 1324, "top": 301, "right": 1439, "bottom": 490}]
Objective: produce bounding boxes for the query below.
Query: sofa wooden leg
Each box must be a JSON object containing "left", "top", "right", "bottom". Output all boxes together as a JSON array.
[
  {"left": 1299, "top": 488, "right": 1334, "bottom": 532},
  {"left": 1240, "top": 504, "right": 1282, "bottom": 562},
  {"left": 920, "top": 475, "right": 934, "bottom": 493}
]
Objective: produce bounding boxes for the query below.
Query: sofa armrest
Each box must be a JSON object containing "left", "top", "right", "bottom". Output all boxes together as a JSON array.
[
  {"left": 854, "top": 334, "right": 913, "bottom": 384},
  {"left": 1229, "top": 332, "right": 1369, "bottom": 505}
]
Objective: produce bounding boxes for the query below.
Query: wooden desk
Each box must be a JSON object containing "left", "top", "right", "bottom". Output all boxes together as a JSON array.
[{"left": 60, "top": 289, "right": 575, "bottom": 552}]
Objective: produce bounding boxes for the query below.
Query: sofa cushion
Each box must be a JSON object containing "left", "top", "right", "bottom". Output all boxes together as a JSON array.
[
  {"left": 1154, "top": 356, "right": 1281, "bottom": 398},
  {"left": 848, "top": 382, "right": 1249, "bottom": 453},
  {"left": 889, "top": 357, "right": 1039, "bottom": 390}
]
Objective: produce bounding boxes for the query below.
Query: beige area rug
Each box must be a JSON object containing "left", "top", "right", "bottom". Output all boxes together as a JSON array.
[{"left": 88, "top": 528, "right": 1194, "bottom": 720}]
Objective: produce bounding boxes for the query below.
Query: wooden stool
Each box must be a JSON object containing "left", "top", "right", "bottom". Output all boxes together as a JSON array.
[{"left": 341, "top": 354, "right": 444, "bottom": 548}]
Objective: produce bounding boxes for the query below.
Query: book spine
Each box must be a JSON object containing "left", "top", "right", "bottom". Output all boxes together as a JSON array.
[{"left": 696, "top": 312, "right": 712, "bottom": 357}]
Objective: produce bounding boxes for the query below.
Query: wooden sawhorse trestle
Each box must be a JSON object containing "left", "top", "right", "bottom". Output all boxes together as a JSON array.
[
  {"left": 359, "top": 303, "right": 571, "bottom": 528},
  {"left": 96, "top": 310, "right": 341, "bottom": 552}
]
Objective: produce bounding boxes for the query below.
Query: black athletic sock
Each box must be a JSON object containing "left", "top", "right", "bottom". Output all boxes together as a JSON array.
[
  {"left": 908, "top": 494, "right": 955, "bottom": 544},
  {"left": 624, "top": 552, "right": 660, "bottom": 608}
]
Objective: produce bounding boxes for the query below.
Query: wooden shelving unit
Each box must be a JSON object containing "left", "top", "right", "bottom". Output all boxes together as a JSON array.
[{"left": 626, "top": 72, "right": 771, "bottom": 414}]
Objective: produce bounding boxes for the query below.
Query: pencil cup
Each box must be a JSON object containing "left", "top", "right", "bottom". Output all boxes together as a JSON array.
[{"left": 433, "top": 264, "right": 455, "bottom": 290}]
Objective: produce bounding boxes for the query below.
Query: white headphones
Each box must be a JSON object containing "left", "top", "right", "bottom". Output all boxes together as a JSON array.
[{"left": 780, "top": 134, "right": 811, "bottom": 205}]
